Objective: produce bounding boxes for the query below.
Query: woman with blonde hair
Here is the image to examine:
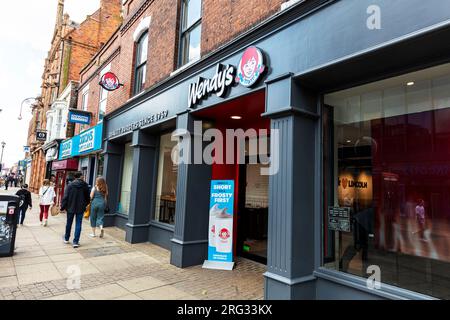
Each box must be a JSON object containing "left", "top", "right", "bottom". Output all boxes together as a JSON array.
[
  {"left": 39, "top": 179, "right": 56, "bottom": 226},
  {"left": 89, "top": 176, "right": 108, "bottom": 238}
]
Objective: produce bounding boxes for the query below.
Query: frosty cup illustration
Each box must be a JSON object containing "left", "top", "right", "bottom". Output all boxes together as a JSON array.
[
  {"left": 208, "top": 204, "right": 221, "bottom": 247},
  {"left": 215, "top": 211, "right": 233, "bottom": 253}
]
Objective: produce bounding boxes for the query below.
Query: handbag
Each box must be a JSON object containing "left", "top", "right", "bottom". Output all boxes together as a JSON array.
[
  {"left": 84, "top": 202, "right": 91, "bottom": 219},
  {"left": 50, "top": 205, "right": 60, "bottom": 216},
  {"left": 104, "top": 203, "right": 110, "bottom": 214}
]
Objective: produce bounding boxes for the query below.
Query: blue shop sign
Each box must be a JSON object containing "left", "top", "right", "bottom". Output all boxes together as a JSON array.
[
  {"left": 59, "top": 123, "right": 103, "bottom": 160},
  {"left": 68, "top": 110, "right": 91, "bottom": 125}
]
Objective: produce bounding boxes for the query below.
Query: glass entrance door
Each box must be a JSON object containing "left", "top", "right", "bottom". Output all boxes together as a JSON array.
[{"left": 237, "top": 161, "right": 269, "bottom": 264}]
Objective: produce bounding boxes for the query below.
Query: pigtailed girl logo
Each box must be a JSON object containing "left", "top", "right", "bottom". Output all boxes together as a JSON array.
[
  {"left": 235, "top": 46, "right": 265, "bottom": 87},
  {"left": 99, "top": 72, "right": 123, "bottom": 91}
]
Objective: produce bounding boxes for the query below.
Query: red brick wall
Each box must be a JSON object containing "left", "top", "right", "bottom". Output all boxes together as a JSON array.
[
  {"left": 80, "top": 0, "right": 288, "bottom": 117},
  {"left": 201, "top": 0, "right": 284, "bottom": 55}
]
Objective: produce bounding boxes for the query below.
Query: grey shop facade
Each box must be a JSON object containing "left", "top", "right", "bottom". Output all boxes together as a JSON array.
[{"left": 102, "top": 0, "right": 450, "bottom": 300}]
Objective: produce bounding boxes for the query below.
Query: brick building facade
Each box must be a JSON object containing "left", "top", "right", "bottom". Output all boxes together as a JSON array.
[
  {"left": 76, "top": 0, "right": 287, "bottom": 123},
  {"left": 26, "top": 0, "right": 122, "bottom": 192}
]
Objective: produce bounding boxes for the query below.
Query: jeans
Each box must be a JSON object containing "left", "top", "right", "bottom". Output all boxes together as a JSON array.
[
  {"left": 65, "top": 212, "right": 84, "bottom": 244},
  {"left": 18, "top": 207, "right": 27, "bottom": 225},
  {"left": 90, "top": 199, "right": 105, "bottom": 228}
]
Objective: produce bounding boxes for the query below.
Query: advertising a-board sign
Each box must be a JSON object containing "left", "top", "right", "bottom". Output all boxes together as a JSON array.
[{"left": 203, "top": 180, "right": 235, "bottom": 271}]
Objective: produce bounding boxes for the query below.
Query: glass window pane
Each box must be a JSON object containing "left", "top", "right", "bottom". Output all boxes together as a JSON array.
[
  {"left": 183, "top": 0, "right": 201, "bottom": 30},
  {"left": 155, "top": 133, "right": 178, "bottom": 225},
  {"left": 182, "top": 24, "right": 201, "bottom": 65},
  {"left": 139, "top": 33, "right": 148, "bottom": 65},
  {"left": 118, "top": 143, "right": 133, "bottom": 215},
  {"left": 323, "top": 63, "right": 450, "bottom": 299}
]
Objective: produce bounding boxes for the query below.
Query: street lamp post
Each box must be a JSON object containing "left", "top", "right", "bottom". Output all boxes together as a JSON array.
[
  {"left": 18, "top": 97, "right": 39, "bottom": 120},
  {"left": 0, "top": 141, "right": 5, "bottom": 173}
]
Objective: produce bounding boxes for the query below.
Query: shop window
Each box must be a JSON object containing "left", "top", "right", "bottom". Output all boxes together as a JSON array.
[
  {"left": 98, "top": 86, "right": 107, "bottom": 123},
  {"left": 96, "top": 154, "right": 104, "bottom": 177},
  {"left": 323, "top": 63, "right": 450, "bottom": 299},
  {"left": 179, "top": 0, "right": 202, "bottom": 67},
  {"left": 154, "top": 133, "right": 178, "bottom": 225},
  {"left": 118, "top": 143, "right": 133, "bottom": 215},
  {"left": 133, "top": 31, "right": 148, "bottom": 96}
]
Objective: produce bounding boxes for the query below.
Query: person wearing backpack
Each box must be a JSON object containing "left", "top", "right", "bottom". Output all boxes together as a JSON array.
[
  {"left": 39, "top": 179, "right": 56, "bottom": 226},
  {"left": 15, "top": 184, "right": 32, "bottom": 226}
]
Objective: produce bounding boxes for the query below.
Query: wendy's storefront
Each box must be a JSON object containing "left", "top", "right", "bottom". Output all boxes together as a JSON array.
[{"left": 102, "top": 0, "right": 450, "bottom": 300}]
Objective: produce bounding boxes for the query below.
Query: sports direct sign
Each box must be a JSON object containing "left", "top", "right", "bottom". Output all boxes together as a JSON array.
[
  {"left": 59, "top": 123, "right": 103, "bottom": 159},
  {"left": 203, "top": 180, "right": 235, "bottom": 271}
]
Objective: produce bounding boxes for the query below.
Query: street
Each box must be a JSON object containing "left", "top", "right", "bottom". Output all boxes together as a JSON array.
[{"left": 0, "top": 188, "right": 264, "bottom": 300}]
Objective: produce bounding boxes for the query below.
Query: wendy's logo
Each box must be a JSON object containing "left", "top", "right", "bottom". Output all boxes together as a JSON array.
[
  {"left": 235, "top": 46, "right": 265, "bottom": 87},
  {"left": 99, "top": 72, "right": 123, "bottom": 91},
  {"left": 219, "top": 228, "right": 230, "bottom": 240}
]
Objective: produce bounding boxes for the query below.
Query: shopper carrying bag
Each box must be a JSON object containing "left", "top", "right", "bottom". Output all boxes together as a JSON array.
[{"left": 39, "top": 179, "right": 56, "bottom": 226}]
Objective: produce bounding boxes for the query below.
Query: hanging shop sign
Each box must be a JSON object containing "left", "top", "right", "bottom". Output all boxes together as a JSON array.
[
  {"left": 68, "top": 110, "right": 91, "bottom": 125},
  {"left": 188, "top": 46, "right": 267, "bottom": 108},
  {"left": 23, "top": 146, "right": 30, "bottom": 153},
  {"left": 59, "top": 123, "right": 103, "bottom": 160},
  {"left": 99, "top": 72, "right": 123, "bottom": 91},
  {"left": 108, "top": 110, "right": 169, "bottom": 139},
  {"left": 203, "top": 180, "right": 235, "bottom": 271},
  {"left": 36, "top": 130, "right": 47, "bottom": 142},
  {"left": 328, "top": 206, "right": 351, "bottom": 232}
]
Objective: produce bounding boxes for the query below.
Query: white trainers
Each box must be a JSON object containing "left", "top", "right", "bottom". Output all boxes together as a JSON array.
[
  {"left": 43, "top": 219, "right": 48, "bottom": 227},
  {"left": 89, "top": 233, "right": 96, "bottom": 238}
]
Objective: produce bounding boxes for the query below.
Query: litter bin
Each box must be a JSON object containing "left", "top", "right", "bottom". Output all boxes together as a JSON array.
[{"left": 0, "top": 195, "right": 19, "bottom": 257}]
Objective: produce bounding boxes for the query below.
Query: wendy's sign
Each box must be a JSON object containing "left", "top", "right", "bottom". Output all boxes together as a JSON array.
[
  {"left": 188, "top": 46, "right": 267, "bottom": 108},
  {"left": 99, "top": 72, "right": 123, "bottom": 91},
  {"left": 235, "top": 46, "right": 265, "bottom": 88},
  {"left": 188, "top": 64, "right": 236, "bottom": 109}
]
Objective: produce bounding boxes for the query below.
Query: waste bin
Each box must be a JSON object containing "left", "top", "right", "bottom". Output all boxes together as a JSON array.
[{"left": 0, "top": 195, "right": 19, "bottom": 257}]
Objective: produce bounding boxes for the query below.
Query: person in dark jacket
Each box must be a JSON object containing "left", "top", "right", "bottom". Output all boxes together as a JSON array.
[
  {"left": 15, "top": 184, "right": 32, "bottom": 226},
  {"left": 60, "top": 172, "right": 90, "bottom": 248}
]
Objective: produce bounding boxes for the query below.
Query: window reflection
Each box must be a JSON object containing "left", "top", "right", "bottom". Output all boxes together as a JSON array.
[{"left": 324, "top": 63, "right": 450, "bottom": 299}]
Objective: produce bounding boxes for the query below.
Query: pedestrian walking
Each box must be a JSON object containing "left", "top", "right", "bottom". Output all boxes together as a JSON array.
[
  {"left": 60, "top": 172, "right": 90, "bottom": 248},
  {"left": 39, "top": 179, "right": 56, "bottom": 226},
  {"left": 89, "top": 177, "right": 108, "bottom": 238},
  {"left": 15, "top": 184, "right": 32, "bottom": 226}
]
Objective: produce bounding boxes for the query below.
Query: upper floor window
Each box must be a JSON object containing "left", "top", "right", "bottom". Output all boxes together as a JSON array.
[
  {"left": 81, "top": 87, "right": 89, "bottom": 112},
  {"left": 98, "top": 86, "right": 107, "bottom": 122},
  {"left": 98, "top": 65, "right": 110, "bottom": 122},
  {"left": 180, "top": 0, "right": 202, "bottom": 67},
  {"left": 133, "top": 31, "right": 148, "bottom": 96}
]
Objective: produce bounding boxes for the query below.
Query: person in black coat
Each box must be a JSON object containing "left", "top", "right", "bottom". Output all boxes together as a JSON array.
[
  {"left": 15, "top": 184, "right": 32, "bottom": 225},
  {"left": 61, "top": 172, "right": 90, "bottom": 248}
]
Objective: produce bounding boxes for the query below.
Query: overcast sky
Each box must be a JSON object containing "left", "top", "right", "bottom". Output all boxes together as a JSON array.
[{"left": 0, "top": 0, "right": 100, "bottom": 169}]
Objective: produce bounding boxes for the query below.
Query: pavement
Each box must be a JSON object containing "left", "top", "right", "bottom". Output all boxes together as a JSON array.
[{"left": 0, "top": 187, "right": 265, "bottom": 300}]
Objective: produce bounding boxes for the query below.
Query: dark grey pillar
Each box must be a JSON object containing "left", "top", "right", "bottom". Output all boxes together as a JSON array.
[
  {"left": 170, "top": 111, "right": 212, "bottom": 268},
  {"left": 125, "top": 130, "right": 158, "bottom": 243},
  {"left": 263, "top": 73, "right": 319, "bottom": 300},
  {"left": 102, "top": 140, "right": 123, "bottom": 227}
]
